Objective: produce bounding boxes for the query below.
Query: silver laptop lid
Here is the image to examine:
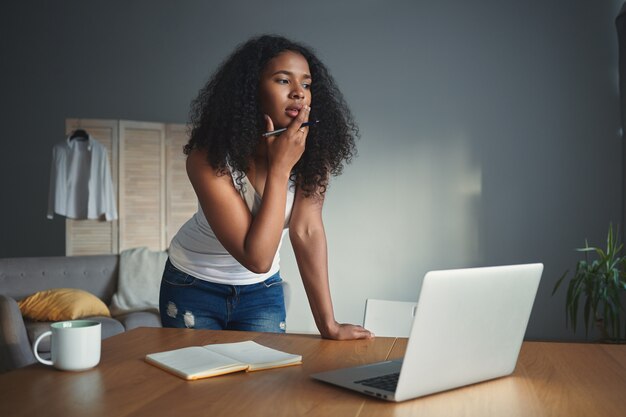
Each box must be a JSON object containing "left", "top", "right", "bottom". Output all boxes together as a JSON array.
[{"left": 395, "top": 263, "right": 542, "bottom": 401}]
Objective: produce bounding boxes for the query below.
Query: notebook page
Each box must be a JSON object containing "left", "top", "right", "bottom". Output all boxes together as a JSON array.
[
  {"left": 204, "top": 341, "right": 301, "bottom": 369},
  {"left": 146, "top": 346, "right": 246, "bottom": 379}
]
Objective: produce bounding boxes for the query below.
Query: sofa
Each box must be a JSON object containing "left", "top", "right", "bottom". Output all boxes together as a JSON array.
[{"left": 0, "top": 253, "right": 164, "bottom": 373}]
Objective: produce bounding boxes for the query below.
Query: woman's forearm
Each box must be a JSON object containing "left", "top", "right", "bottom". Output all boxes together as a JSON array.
[
  {"left": 241, "top": 170, "right": 291, "bottom": 273},
  {"left": 290, "top": 226, "right": 338, "bottom": 336}
]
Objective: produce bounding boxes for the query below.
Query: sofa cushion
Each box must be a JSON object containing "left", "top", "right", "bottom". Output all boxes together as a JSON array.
[
  {"left": 109, "top": 247, "right": 167, "bottom": 315},
  {"left": 18, "top": 288, "right": 111, "bottom": 321},
  {"left": 27, "top": 316, "right": 125, "bottom": 353},
  {"left": 0, "top": 255, "right": 119, "bottom": 302},
  {"left": 115, "top": 311, "right": 162, "bottom": 330}
]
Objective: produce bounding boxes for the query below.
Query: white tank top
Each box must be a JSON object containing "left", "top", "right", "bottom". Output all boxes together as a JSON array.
[{"left": 168, "top": 169, "right": 295, "bottom": 285}]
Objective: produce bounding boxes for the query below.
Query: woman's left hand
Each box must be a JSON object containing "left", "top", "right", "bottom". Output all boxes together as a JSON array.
[{"left": 321, "top": 322, "right": 374, "bottom": 340}]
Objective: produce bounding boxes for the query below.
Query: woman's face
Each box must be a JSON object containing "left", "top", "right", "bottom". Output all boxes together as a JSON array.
[{"left": 259, "top": 50, "right": 312, "bottom": 129}]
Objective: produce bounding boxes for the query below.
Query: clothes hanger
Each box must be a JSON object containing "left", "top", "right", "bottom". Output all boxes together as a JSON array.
[{"left": 70, "top": 129, "right": 89, "bottom": 140}]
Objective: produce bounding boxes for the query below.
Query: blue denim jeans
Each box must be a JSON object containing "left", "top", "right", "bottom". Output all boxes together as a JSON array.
[{"left": 159, "top": 259, "right": 286, "bottom": 333}]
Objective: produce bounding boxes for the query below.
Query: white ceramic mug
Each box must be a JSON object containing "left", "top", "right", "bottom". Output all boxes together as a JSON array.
[{"left": 32, "top": 320, "right": 101, "bottom": 371}]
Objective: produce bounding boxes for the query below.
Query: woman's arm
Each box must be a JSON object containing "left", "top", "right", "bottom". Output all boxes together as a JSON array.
[
  {"left": 187, "top": 108, "right": 310, "bottom": 274},
  {"left": 289, "top": 188, "right": 373, "bottom": 340},
  {"left": 186, "top": 151, "right": 285, "bottom": 273}
]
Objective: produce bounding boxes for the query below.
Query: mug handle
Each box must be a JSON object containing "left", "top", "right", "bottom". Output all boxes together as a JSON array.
[{"left": 33, "top": 331, "right": 53, "bottom": 366}]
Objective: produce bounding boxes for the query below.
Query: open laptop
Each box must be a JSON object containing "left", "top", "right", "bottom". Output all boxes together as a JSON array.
[{"left": 311, "top": 263, "right": 543, "bottom": 402}]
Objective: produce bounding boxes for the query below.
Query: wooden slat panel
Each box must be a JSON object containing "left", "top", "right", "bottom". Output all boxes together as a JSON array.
[
  {"left": 119, "top": 121, "right": 165, "bottom": 251},
  {"left": 65, "top": 119, "right": 192, "bottom": 255},
  {"left": 165, "top": 124, "right": 196, "bottom": 246},
  {"left": 64, "top": 119, "right": 119, "bottom": 255}
]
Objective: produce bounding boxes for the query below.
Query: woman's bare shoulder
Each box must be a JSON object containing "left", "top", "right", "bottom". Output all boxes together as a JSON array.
[
  {"left": 187, "top": 147, "right": 210, "bottom": 168},
  {"left": 186, "top": 148, "right": 232, "bottom": 187}
]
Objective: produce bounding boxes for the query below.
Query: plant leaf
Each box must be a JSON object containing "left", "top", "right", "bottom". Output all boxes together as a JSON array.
[
  {"left": 552, "top": 270, "right": 569, "bottom": 295},
  {"left": 557, "top": 224, "right": 626, "bottom": 340}
]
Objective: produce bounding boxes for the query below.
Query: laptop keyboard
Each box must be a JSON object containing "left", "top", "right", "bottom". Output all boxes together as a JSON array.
[{"left": 355, "top": 372, "right": 400, "bottom": 392}]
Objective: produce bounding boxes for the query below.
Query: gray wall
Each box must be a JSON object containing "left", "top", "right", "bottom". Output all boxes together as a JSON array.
[{"left": 1, "top": 0, "right": 623, "bottom": 340}]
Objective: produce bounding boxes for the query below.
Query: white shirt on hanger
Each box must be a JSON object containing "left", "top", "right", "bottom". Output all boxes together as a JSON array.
[{"left": 47, "top": 135, "right": 118, "bottom": 221}]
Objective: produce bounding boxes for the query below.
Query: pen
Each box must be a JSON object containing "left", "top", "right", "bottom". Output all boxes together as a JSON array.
[{"left": 262, "top": 120, "right": 320, "bottom": 137}]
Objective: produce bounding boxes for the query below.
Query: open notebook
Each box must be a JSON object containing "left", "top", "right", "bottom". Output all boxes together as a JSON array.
[{"left": 145, "top": 340, "right": 302, "bottom": 380}]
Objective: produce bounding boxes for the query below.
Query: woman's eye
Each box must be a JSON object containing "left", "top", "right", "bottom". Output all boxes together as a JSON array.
[
  {"left": 276, "top": 78, "right": 289, "bottom": 84},
  {"left": 302, "top": 83, "right": 311, "bottom": 89}
]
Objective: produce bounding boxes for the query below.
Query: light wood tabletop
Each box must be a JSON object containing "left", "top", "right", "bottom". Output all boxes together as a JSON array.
[{"left": 0, "top": 327, "right": 625, "bottom": 417}]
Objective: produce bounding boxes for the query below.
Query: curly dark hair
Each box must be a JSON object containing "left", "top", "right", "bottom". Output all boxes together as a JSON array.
[{"left": 184, "top": 34, "right": 359, "bottom": 196}]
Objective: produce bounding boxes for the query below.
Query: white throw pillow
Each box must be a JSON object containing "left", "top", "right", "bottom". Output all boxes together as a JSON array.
[{"left": 109, "top": 247, "right": 168, "bottom": 315}]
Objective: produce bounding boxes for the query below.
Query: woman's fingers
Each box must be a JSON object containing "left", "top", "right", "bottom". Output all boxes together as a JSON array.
[
  {"left": 324, "top": 323, "right": 375, "bottom": 340},
  {"left": 264, "top": 109, "right": 310, "bottom": 173},
  {"left": 351, "top": 325, "right": 374, "bottom": 340},
  {"left": 264, "top": 114, "right": 275, "bottom": 133},
  {"left": 263, "top": 114, "right": 276, "bottom": 144},
  {"left": 286, "top": 105, "right": 311, "bottom": 137}
]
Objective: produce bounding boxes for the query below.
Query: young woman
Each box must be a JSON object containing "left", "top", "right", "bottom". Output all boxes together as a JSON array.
[{"left": 159, "top": 35, "right": 372, "bottom": 340}]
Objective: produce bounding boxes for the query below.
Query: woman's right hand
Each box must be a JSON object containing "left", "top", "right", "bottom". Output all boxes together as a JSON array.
[
  {"left": 321, "top": 321, "right": 375, "bottom": 340},
  {"left": 264, "top": 105, "right": 310, "bottom": 175}
]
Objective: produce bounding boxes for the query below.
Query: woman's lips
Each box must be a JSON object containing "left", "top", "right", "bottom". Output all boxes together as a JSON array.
[{"left": 285, "top": 104, "right": 304, "bottom": 118}]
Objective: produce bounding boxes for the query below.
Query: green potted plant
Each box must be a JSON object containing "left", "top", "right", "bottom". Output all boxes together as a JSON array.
[{"left": 552, "top": 224, "right": 626, "bottom": 342}]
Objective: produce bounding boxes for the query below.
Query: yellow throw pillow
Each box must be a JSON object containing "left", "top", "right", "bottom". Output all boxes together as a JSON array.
[{"left": 18, "top": 288, "right": 111, "bottom": 321}]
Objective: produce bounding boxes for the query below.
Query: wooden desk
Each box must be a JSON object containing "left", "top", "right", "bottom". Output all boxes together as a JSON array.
[{"left": 0, "top": 327, "right": 625, "bottom": 417}]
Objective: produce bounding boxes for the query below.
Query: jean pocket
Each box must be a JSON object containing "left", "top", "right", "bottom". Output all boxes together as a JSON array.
[
  {"left": 263, "top": 274, "right": 283, "bottom": 288},
  {"left": 163, "top": 263, "right": 195, "bottom": 286}
]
